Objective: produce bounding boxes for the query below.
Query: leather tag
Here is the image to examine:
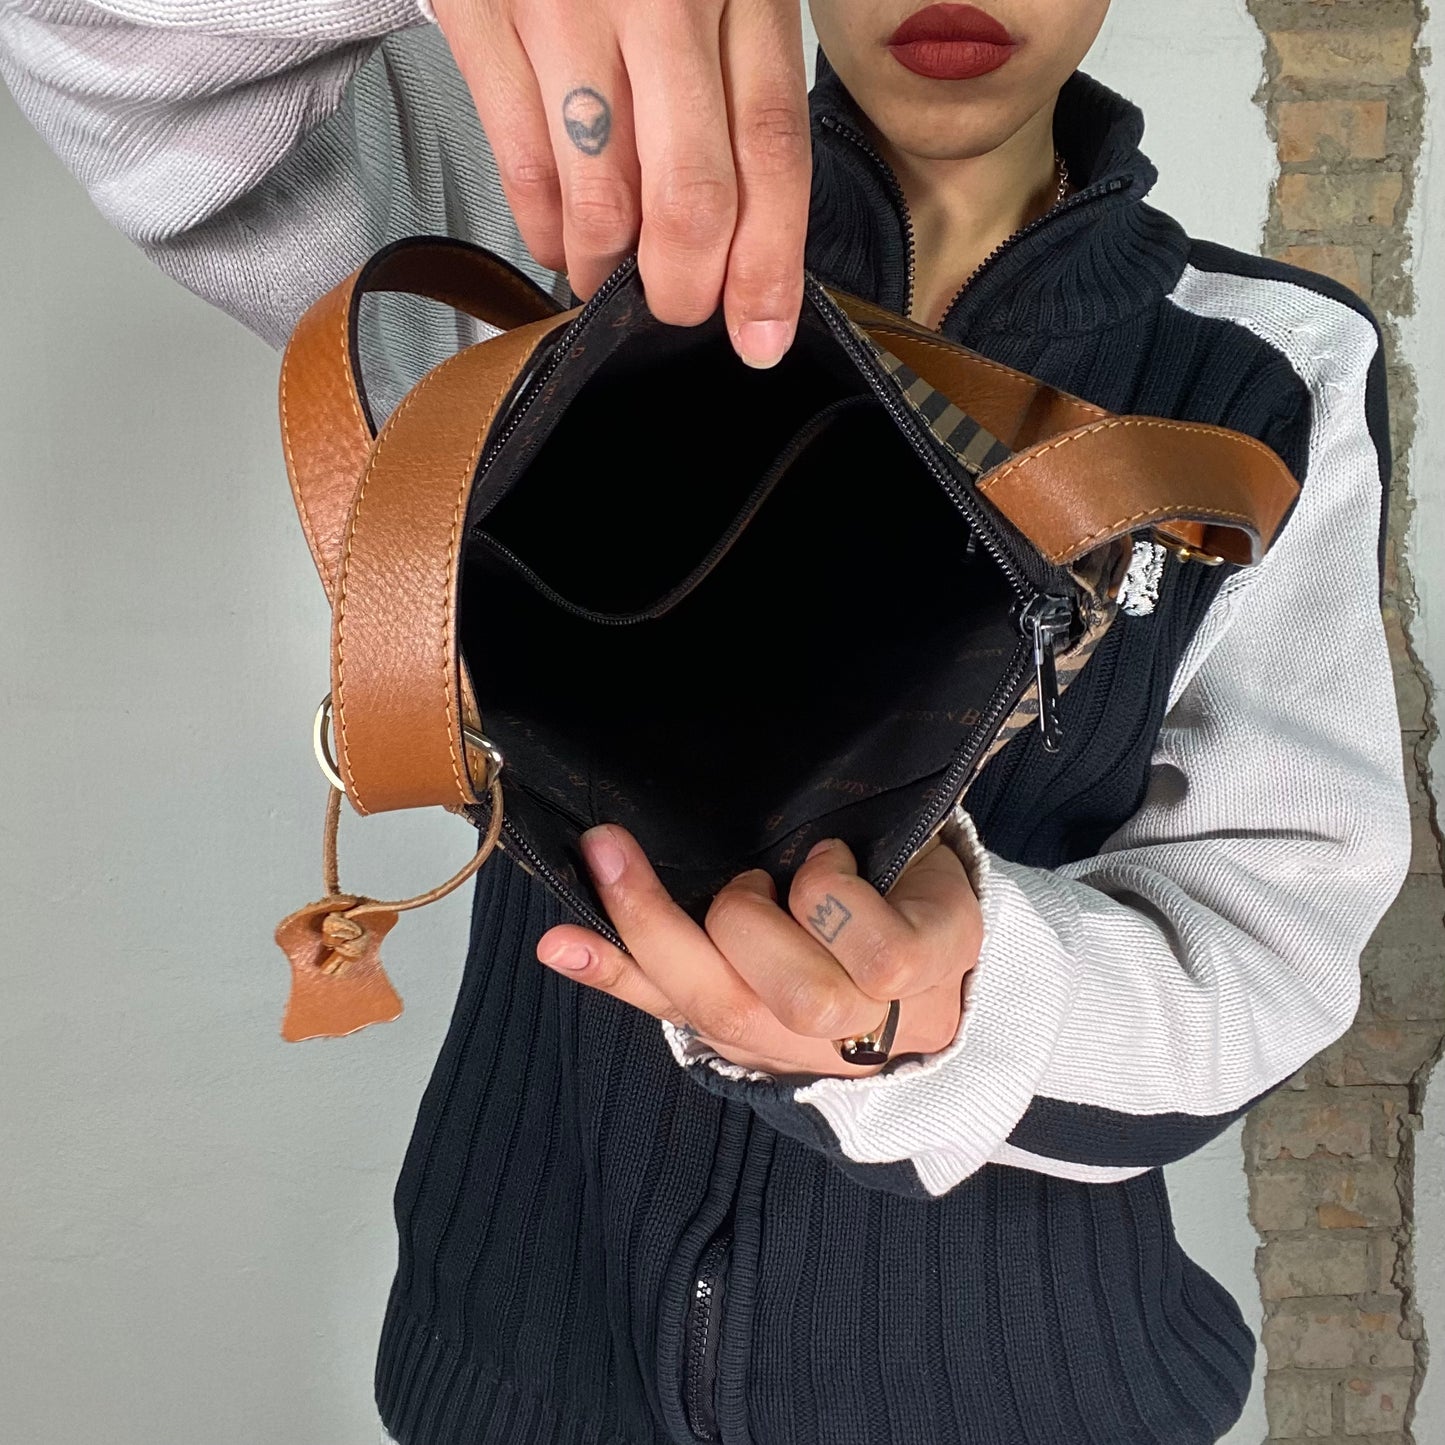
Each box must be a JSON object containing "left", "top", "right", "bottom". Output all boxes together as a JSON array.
[{"left": 275, "top": 895, "right": 403, "bottom": 1041}]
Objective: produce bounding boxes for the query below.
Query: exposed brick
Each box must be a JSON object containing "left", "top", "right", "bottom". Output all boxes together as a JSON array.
[
  {"left": 1250, "top": 1092, "right": 1375, "bottom": 1163},
  {"left": 1278, "top": 244, "right": 1371, "bottom": 299},
  {"left": 1271, "top": 28, "right": 1415, "bottom": 87},
  {"left": 1263, "top": 1298, "right": 1414, "bottom": 1369},
  {"left": 1405, "top": 743, "right": 1442, "bottom": 874},
  {"left": 1373, "top": 1236, "right": 1403, "bottom": 1298},
  {"left": 1316, "top": 1022, "right": 1442, "bottom": 1086},
  {"left": 1362, "top": 876, "right": 1445, "bottom": 1019},
  {"left": 1379, "top": 1093, "right": 1412, "bottom": 1159},
  {"left": 1341, "top": 1371, "right": 1412, "bottom": 1434},
  {"left": 1277, "top": 99, "right": 1389, "bottom": 163},
  {"left": 1278, "top": 171, "right": 1404, "bottom": 232},
  {"left": 1265, "top": 1369, "right": 1334, "bottom": 1437},
  {"left": 1260, "top": 1236, "right": 1372, "bottom": 1299},
  {"left": 1250, "top": 1159, "right": 1402, "bottom": 1232}
]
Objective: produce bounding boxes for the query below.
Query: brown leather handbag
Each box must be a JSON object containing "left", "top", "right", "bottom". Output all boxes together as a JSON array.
[{"left": 272, "top": 236, "right": 1298, "bottom": 1042}]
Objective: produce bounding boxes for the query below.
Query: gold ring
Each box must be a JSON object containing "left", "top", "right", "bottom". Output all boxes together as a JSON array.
[{"left": 833, "top": 998, "right": 902, "bottom": 1067}]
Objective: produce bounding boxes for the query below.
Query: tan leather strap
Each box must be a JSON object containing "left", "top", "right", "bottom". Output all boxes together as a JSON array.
[
  {"left": 835, "top": 297, "right": 1297, "bottom": 565},
  {"left": 279, "top": 239, "right": 563, "bottom": 599},
  {"left": 280, "top": 240, "right": 1301, "bottom": 816},
  {"left": 330, "top": 311, "right": 571, "bottom": 815}
]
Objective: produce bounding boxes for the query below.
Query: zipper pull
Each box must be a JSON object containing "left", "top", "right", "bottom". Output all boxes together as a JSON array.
[{"left": 1020, "top": 594, "right": 1075, "bottom": 755}]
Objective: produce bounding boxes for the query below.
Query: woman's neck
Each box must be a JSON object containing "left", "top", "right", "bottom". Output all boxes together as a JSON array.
[{"left": 870, "top": 102, "right": 1063, "bottom": 330}]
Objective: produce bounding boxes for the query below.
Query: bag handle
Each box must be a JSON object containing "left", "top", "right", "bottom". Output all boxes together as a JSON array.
[
  {"left": 279, "top": 238, "right": 563, "bottom": 600},
  {"left": 280, "top": 239, "right": 1301, "bottom": 817},
  {"left": 833, "top": 297, "right": 1298, "bottom": 566}
]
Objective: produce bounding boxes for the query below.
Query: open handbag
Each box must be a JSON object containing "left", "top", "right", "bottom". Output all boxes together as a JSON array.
[{"left": 272, "top": 237, "right": 1299, "bottom": 1042}]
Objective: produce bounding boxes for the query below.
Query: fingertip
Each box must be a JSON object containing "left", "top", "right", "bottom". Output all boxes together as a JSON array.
[
  {"left": 727, "top": 867, "right": 778, "bottom": 901},
  {"left": 731, "top": 318, "right": 795, "bottom": 369},
  {"left": 801, "top": 838, "right": 859, "bottom": 876},
  {"left": 580, "top": 825, "right": 628, "bottom": 887}
]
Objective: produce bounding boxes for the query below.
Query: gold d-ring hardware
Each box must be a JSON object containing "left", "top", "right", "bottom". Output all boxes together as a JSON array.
[
  {"left": 312, "top": 694, "right": 505, "bottom": 795},
  {"left": 1169, "top": 546, "right": 1226, "bottom": 566}
]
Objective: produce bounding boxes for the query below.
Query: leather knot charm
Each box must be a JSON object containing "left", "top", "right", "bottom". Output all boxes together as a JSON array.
[{"left": 275, "top": 894, "right": 402, "bottom": 1042}]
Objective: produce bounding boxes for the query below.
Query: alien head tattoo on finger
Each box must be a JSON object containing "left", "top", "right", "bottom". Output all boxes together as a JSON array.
[
  {"left": 562, "top": 87, "right": 612, "bottom": 157},
  {"left": 807, "top": 894, "right": 852, "bottom": 944}
]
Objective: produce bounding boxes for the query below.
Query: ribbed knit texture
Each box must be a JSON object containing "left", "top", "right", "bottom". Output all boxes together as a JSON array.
[{"left": 373, "top": 66, "right": 1291, "bottom": 1445}]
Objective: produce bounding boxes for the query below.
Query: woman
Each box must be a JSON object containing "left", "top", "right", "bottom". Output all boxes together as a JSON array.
[{"left": 0, "top": 2, "right": 1410, "bottom": 1442}]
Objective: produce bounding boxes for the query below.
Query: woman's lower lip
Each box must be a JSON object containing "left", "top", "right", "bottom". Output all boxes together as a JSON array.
[{"left": 888, "top": 39, "right": 1015, "bottom": 80}]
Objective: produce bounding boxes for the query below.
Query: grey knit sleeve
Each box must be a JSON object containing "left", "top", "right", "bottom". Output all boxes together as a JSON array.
[{"left": 0, "top": 1, "right": 562, "bottom": 360}]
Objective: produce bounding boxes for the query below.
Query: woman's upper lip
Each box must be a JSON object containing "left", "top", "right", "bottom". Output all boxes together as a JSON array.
[{"left": 888, "top": 3, "right": 1015, "bottom": 48}]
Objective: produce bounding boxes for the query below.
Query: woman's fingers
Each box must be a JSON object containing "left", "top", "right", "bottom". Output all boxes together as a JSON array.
[
  {"left": 535, "top": 922, "right": 684, "bottom": 1023},
  {"left": 787, "top": 839, "right": 983, "bottom": 1006},
  {"left": 577, "top": 825, "right": 771, "bottom": 1048},
  {"left": 521, "top": 11, "right": 644, "bottom": 299},
  {"left": 435, "top": 0, "right": 809, "bottom": 361},
  {"left": 622, "top": 0, "right": 738, "bottom": 326},
  {"left": 438, "top": 2, "right": 566, "bottom": 273},
  {"left": 719, "top": 0, "right": 811, "bottom": 365},
  {"left": 704, "top": 870, "right": 895, "bottom": 1040}
]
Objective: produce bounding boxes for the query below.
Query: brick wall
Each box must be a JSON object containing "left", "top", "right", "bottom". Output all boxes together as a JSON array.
[{"left": 1241, "top": 3, "right": 1443, "bottom": 1440}]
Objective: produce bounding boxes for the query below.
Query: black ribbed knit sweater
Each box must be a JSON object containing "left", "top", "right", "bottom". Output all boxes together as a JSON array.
[{"left": 376, "top": 64, "right": 1332, "bottom": 1445}]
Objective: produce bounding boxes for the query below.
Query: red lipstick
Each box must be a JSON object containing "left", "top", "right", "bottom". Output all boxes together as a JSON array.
[{"left": 888, "top": 4, "right": 1017, "bottom": 81}]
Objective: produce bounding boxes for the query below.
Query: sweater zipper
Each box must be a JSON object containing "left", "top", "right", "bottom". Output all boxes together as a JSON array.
[
  {"left": 682, "top": 1228, "right": 734, "bottom": 1443},
  {"left": 817, "top": 112, "right": 1129, "bottom": 326}
]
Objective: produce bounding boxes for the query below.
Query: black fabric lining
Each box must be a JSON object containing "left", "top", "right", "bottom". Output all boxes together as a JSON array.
[{"left": 460, "top": 302, "right": 1023, "bottom": 918}]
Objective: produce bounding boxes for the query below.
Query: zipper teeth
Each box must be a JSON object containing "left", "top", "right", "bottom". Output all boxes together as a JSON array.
[
  {"left": 805, "top": 276, "right": 1040, "bottom": 598},
  {"left": 937, "top": 174, "right": 1130, "bottom": 332},
  {"left": 466, "top": 803, "right": 623, "bottom": 946},
  {"left": 684, "top": 1234, "right": 732, "bottom": 1443},
  {"left": 820, "top": 108, "right": 1129, "bottom": 330},
  {"left": 819, "top": 114, "right": 917, "bottom": 316},
  {"left": 474, "top": 259, "right": 641, "bottom": 485},
  {"left": 875, "top": 647, "right": 1032, "bottom": 894}
]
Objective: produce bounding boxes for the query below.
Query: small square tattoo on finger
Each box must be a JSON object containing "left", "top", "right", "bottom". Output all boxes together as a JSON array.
[{"left": 808, "top": 894, "right": 852, "bottom": 943}]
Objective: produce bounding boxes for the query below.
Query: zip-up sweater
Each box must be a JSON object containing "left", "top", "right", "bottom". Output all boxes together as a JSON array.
[{"left": 1, "top": 8, "right": 1412, "bottom": 1443}]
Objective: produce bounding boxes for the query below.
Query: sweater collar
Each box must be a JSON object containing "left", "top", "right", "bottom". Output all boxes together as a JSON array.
[{"left": 805, "top": 52, "right": 1190, "bottom": 338}]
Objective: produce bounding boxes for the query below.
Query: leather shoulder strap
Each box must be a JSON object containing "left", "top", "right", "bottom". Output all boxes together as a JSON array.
[
  {"left": 279, "top": 238, "right": 564, "bottom": 600},
  {"left": 834, "top": 295, "right": 1298, "bottom": 565},
  {"left": 330, "top": 312, "right": 571, "bottom": 815},
  {"left": 279, "top": 239, "right": 1302, "bottom": 816}
]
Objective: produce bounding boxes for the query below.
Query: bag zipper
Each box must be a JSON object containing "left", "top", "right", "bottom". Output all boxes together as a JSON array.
[
  {"left": 682, "top": 1228, "right": 734, "bottom": 1444},
  {"left": 1020, "top": 593, "right": 1074, "bottom": 755},
  {"left": 465, "top": 257, "right": 1086, "bottom": 918}
]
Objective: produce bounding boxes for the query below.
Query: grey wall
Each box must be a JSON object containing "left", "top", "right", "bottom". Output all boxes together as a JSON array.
[{"left": 1, "top": 5, "right": 1279, "bottom": 1439}]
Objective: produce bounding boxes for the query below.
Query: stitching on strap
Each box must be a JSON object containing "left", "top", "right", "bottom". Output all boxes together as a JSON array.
[
  {"left": 337, "top": 332, "right": 549, "bottom": 814},
  {"left": 978, "top": 415, "right": 1282, "bottom": 497},
  {"left": 335, "top": 349, "right": 463, "bottom": 814},
  {"left": 862, "top": 324, "right": 1113, "bottom": 423},
  {"left": 278, "top": 337, "right": 330, "bottom": 593},
  {"left": 440, "top": 349, "right": 537, "bottom": 805}
]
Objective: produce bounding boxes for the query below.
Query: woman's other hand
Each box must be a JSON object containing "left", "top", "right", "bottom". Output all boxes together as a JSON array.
[
  {"left": 536, "top": 827, "right": 983, "bottom": 1078},
  {"left": 431, "top": 0, "right": 811, "bottom": 369}
]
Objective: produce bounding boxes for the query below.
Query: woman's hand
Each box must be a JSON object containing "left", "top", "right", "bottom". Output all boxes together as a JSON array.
[
  {"left": 431, "top": 0, "right": 812, "bottom": 369},
  {"left": 536, "top": 826, "right": 983, "bottom": 1078}
]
